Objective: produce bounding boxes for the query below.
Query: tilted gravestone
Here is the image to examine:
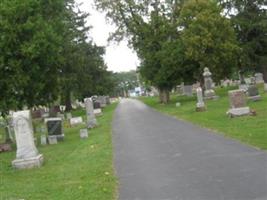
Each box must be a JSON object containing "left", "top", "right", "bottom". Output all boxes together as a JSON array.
[
  {"left": 196, "top": 87, "right": 206, "bottom": 112},
  {"left": 84, "top": 98, "right": 97, "bottom": 128},
  {"left": 227, "top": 90, "right": 251, "bottom": 117},
  {"left": 12, "top": 110, "right": 43, "bottom": 169},
  {"left": 44, "top": 118, "right": 64, "bottom": 141}
]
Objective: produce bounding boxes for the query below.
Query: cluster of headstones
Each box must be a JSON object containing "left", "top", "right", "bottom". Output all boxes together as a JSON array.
[
  {"left": 177, "top": 68, "right": 263, "bottom": 118},
  {"left": 8, "top": 96, "right": 111, "bottom": 170}
]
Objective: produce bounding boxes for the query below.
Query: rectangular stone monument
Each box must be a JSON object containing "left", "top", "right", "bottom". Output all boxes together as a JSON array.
[
  {"left": 48, "top": 135, "right": 58, "bottom": 144},
  {"left": 40, "top": 135, "right": 47, "bottom": 145},
  {"left": 93, "top": 101, "right": 101, "bottom": 109},
  {"left": 183, "top": 85, "right": 193, "bottom": 96},
  {"left": 12, "top": 110, "right": 43, "bottom": 169},
  {"left": 66, "top": 113, "right": 72, "bottom": 120},
  {"left": 70, "top": 117, "right": 84, "bottom": 126},
  {"left": 80, "top": 129, "right": 88, "bottom": 139},
  {"left": 44, "top": 118, "right": 64, "bottom": 141},
  {"left": 255, "top": 73, "right": 264, "bottom": 84},
  {"left": 227, "top": 90, "right": 251, "bottom": 117},
  {"left": 84, "top": 98, "right": 97, "bottom": 128},
  {"left": 247, "top": 85, "right": 261, "bottom": 101},
  {"left": 94, "top": 108, "right": 102, "bottom": 116}
]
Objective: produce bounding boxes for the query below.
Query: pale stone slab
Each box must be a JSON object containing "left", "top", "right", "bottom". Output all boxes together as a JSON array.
[
  {"left": 12, "top": 154, "right": 43, "bottom": 169},
  {"left": 48, "top": 136, "right": 57, "bottom": 144},
  {"left": 40, "top": 135, "right": 47, "bottom": 145},
  {"left": 175, "top": 102, "right": 181, "bottom": 107},
  {"left": 94, "top": 108, "right": 102, "bottom": 116},
  {"left": 196, "top": 87, "right": 206, "bottom": 112},
  {"left": 227, "top": 107, "right": 250, "bottom": 117},
  {"left": 70, "top": 117, "right": 83, "bottom": 126},
  {"left": 80, "top": 129, "right": 88, "bottom": 139}
]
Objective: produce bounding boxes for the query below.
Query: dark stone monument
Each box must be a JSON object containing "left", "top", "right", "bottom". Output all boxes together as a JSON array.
[{"left": 44, "top": 118, "right": 64, "bottom": 141}]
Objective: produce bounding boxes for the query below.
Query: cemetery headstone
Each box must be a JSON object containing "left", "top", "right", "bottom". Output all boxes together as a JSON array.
[
  {"left": 105, "top": 96, "right": 111, "bottom": 105},
  {"left": 70, "top": 117, "right": 84, "bottom": 126},
  {"left": 227, "top": 90, "right": 251, "bottom": 117},
  {"left": 264, "top": 83, "right": 267, "bottom": 92},
  {"left": 84, "top": 98, "right": 97, "bottom": 128},
  {"left": 80, "top": 129, "right": 88, "bottom": 139},
  {"left": 255, "top": 73, "right": 264, "bottom": 84},
  {"left": 66, "top": 113, "right": 72, "bottom": 120},
  {"left": 44, "top": 118, "right": 64, "bottom": 141},
  {"left": 94, "top": 108, "right": 102, "bottom": 116},
  {"left": 196, "top": 87, "right": 206, "bottom": 112},
  {"left": 93, "top": 101, "right": 101, "bottom": 109},
  {"left": 40, "top": 135, "right": 47, "bottom": 145},
  {"left": 48, "top": 135, "right": 57, "bottom": 145},
  {"left": 247, "top": 78, "right": 261, "bottom": 101},
  {"left": 12, "top": 110, "right": 43, "bottom": 169},
  {"left": 203, "top": 67, "right": 218, "bottom": 99},
  {"left": 175, "top": 102, "right": 181, "bottom": 107},
  {"left": 183, "top": 85, "right": 193, "bottom": 96}
]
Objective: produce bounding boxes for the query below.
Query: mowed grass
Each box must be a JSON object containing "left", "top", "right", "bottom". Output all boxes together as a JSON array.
[
  {"left": 0, "top": 103, "right": 118, "bottom": 200},
  {"left": 140, "top": 85, "right": 267, "bottom": 150}
]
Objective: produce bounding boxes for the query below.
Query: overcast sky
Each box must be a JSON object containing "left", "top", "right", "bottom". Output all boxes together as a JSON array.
[{"left": 75, "top": 0, "right": 139, "bottom": 72}]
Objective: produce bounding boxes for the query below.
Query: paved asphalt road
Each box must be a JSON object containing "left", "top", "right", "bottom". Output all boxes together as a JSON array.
[{"left": 112, "top": 99, "right": 267, "bottom": 200}]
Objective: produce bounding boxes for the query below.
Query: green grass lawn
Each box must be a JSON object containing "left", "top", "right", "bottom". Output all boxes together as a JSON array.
[
  {"left": 0, "top": 103, "right": 118, "bottom": 200},
  {"left": 140, "top": 85, "right": 267, "bottom": 150}
]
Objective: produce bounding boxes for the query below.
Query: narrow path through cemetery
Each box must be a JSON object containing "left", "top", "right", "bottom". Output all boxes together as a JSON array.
[{"left": 112, "top": 99, "right": 267, "bottom": 200}]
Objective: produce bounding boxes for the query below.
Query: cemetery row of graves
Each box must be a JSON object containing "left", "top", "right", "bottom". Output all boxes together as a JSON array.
[
  {"left": 0, "top": 96, "right": 118, "bottom": 199},
  {"left": 141, "top": 68, "right": 267, "bottom": 150}
]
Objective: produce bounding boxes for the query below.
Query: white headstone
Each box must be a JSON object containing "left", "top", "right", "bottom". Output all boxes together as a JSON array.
[
  {"left": 94, "top": 108, "right": 102, "bottom": 116},
  {"left": 196, "top": 87, "right": 206, "bottom": 112},
  {"left": 227, "top": 90, "right": 251, "bottom": 117},
  {"left": 203, "top": 67, "right": 218, "bottom": 99},
  {"left": 40, "top": 135, "right": 47, "bottom": 145},
  {"left": 80, "top": 129, "right": 88, "bottom": 139},
  {"left": 255, "top": 73, "right": 264, "bottom": 84},
  {"left": 48, "top": 135, "right": 58, "bottom": 144},
  {"left": 12, "top": 110, "right": 43, "bottom": 169},
  {"left": 70, "top": 117, "right": 83, "bottom": 126},
  {"left": 84, "top": 98, "right": 97, "bottom": 128}
]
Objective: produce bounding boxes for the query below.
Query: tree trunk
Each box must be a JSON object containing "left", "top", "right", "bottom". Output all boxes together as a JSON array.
[
  {"left": 261, "top": 66, "right": 267, "bottom": 92},
  {"left": 159, "top": 89, "right": 170, "bottom": 104},
  {"left": 65, "top": 90, "right": 72, "bottom": 112}
]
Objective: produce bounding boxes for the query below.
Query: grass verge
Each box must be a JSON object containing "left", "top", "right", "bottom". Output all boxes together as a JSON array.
[
  {"left": 140, "top": 86, "right": 267, "bottom": 150},
  {"left": 0, "top": 103, "right": 118, "bottom": 200}
]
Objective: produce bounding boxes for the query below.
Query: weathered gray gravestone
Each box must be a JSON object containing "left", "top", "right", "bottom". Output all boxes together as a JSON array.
[
  {"left": 196, "top": 87, "right": 206, "bottom": 112},
  {"left": 84, "top": 98, "right": 97, "bottom": 128},
  {"left": 80, "top": 129, "right": 88, "bottom": 139},
  {"left": 203, "top": 67, "right": 218, "bottom": 100},
  {"left": 12, "top": 110, "right": 43, "bottom": 169},
  {"left": 227, "top": 90, "right": 251, "bottom": 117},
  {"left": 247, "top": 78, "right": 261, "bottom": 101},
  {"left": 255, "top": 73, "right": 264, "bottom": 84},
  {"left": 183, "top": 85, "right": 193, "bottom": 96}
]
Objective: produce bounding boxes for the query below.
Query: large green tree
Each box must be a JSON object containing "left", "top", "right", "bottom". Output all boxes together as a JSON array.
[
  {"left": 95, "top": 0, "right": 185, "bottom": 103},
  {"left": 179, "top": 0, "right": 240, "bottom": 83},
  {"left": 220, "top": 0, "right": 267, "bottom": 82}
]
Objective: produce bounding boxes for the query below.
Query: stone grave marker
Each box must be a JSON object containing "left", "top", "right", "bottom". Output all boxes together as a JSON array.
[
  {"left": 94, "top": 108, "right": 102, "bottom": 116},
  {"left": 196, "top": 87, "right": 206, "bottom": 112},
  {"left": 84, "top": 98, "right": 97, "bottom": 128},
  {"left": 66, "top": 113, "right": 72, "bottom": 120},
  {"left": 12, "top": 110, "right": 43, "bottom": 169},
  {"left": 70, "top": 117, "right": 84, "bottom": 126},
  {"left": 44, "top": 118, "right": 64, "bottom": 141},
  {"left": 255, "top": 73, "right": 264, "bottom": 84},
  {"left": 80, "top": 129, "right": 88, "bottom": 139},
  {"left": 247, "top": 79, "right": 261, "bottom": 101},
  {"left": 183, "top": 85, "right": 193, "bottom": 96},
  {"left": 227, "top": 90, "right": 251, "bottom": 117},
  {"left": 40, "top": 135, "right": 47, "bottom": 145},
  {"left": 48, "top": 135, "right": 57, "bottom": 144},
  {"left": 203, "top": 67, "right": 218, "bottom": 100}
]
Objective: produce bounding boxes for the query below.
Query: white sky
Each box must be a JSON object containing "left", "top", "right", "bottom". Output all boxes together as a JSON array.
[{"left": 75, "top": 0, "right": 139, "bottom": 72}]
